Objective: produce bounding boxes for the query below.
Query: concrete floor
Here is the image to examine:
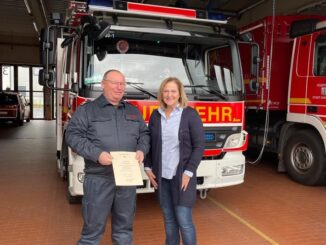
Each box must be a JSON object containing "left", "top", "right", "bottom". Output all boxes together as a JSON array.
[{"left": 1, "top": 120, "right": 326, "bottom": 245}]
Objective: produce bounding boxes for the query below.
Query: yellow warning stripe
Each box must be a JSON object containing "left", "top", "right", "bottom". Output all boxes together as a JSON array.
[
  {"left": 246, "top": 99, "right": 266, "bottom": 103},
  {"left": 63, "top": 106, "right": 69, "bottom": 113},
  {"left": 243, "top": 79, "right": 251, "bottom": 85},
  {"left": 243, "top": 77, "right": 267, "bottom": 85},
  {"left": 208, "top": 196, "right": 279, "bottom": 245},
  {"left": 289, "top": 98, "right": 311, "bottom": 104}
]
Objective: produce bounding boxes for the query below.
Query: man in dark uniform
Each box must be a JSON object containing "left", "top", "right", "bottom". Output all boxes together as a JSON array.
[{"left": 65, "top": 69, "right": 150, "bottom": 245}]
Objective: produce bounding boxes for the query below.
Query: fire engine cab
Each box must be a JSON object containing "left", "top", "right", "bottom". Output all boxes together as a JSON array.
[
  {"left": 239, "top": 15, "right": 326, "bottom": 185},
  {"left": 39, "top": 0, "right": 247, "bottom": 203}
]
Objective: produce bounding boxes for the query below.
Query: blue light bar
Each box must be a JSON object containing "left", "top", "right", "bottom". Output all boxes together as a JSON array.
[
  {"left": 87, "top": 0, "right": 113, "bottom": 7},
  {"left": 207, "top": 11, "right": 227, "bottom": 21},
  {"left": 87, "top": 0, "right": 144, "bottom": 8}
]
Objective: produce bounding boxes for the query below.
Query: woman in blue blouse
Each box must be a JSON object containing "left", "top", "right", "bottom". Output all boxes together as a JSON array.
[{"left": 145, "top": 77, "right": 205, "bottom": 245}]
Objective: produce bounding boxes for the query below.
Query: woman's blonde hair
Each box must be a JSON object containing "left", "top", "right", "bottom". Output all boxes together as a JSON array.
[{"left": 157, "top": 77, "right": 188, "bottom": 109}]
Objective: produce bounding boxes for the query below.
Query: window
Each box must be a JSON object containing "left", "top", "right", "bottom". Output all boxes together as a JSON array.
[
  {"left": 2, "top": 65, "right": 14, "bottom": 91},
  {"left": 314, "top": 35, "right": 326, "bottom": 76},
  {"left": 18, "top": 66, "right": 30, "bottom": 101},
  {"left": 32, "top": 67, "right": 44, "bottom": 118}
]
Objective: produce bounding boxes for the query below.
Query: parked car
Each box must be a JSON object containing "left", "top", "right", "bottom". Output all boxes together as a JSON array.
[{"left": 0, "top": 91, "right": 31, "bottom": 126}]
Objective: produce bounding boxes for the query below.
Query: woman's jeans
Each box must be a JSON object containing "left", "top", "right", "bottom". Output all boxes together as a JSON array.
[{"left": 160, "top": 178, "right": 196, "bottom": 245}]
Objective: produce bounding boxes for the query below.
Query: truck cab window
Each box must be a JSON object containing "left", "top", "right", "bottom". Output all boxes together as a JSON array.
[{"left": 315, "top": 45, "right": 326, "bottom": 76}]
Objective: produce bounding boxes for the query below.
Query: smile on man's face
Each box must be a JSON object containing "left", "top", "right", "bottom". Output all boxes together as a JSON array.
[{"left": 102, "top": 71, "right": 126, "bottom": 105}]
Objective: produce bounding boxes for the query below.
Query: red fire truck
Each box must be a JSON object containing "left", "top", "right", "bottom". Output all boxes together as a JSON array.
[
  {"left": 239, "top": 15, "right": 326, "bottom": 185},
  {"left": 39, "top": 0, "right": 248, "bottom": 203}
]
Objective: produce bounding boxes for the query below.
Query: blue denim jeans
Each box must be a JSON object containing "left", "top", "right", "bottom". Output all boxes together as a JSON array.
[{"left": 160, "top": 178, "right": 196, "bottom": 245}]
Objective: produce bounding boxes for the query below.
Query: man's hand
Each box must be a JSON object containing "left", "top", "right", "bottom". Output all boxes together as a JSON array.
[
  {"left": 135, "top": 150, "right": 144, "bottom": 164},
  {"left": 181, "top": 174, "right": 190, "bottom": 191},
  {"left": 98, "top": 151, "right": 113, "bottom": 165},
  {"left": 145, "top": 169, "right": 158, "bottom": 189}
]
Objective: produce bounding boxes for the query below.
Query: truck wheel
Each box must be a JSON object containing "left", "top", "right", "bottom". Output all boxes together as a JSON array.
[
  {"left": 59, "top": 144, "right": 68, "bottom": 180},
  {"left": 284, "top": 130, "right": 326, "bottom": 185}
]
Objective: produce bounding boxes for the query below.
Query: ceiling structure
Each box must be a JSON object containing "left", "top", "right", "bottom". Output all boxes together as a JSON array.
[{"left": 0, "top": 0, "right": 325, "bottom": 65}]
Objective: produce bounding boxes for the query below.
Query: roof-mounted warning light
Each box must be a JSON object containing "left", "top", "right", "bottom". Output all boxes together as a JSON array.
[
  {"left": 114, "top": 1, "right": 197, "bottom": 19},
  {"left": 87, "top": 0, "right": 229, "bottom": 23}
]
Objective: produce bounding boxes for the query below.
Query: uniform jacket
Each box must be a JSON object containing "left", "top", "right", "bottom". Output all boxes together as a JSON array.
[
  {"left": 65, "top": 94, "right": 150, "bottom": 175},
  {"left": 145, "top": 106, "right": 204, "bottom": 207}
]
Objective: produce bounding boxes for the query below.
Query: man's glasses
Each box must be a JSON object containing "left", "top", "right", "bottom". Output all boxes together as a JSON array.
[{"left": 103, "top": 79, "right": 127, "bottom": 87}]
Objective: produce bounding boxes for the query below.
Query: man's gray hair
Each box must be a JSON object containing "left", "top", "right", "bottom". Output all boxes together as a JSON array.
[{"left": 102, "top": 69, "right": 123, "bottom": 80}]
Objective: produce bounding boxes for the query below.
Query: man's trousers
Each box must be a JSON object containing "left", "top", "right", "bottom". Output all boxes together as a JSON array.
[{"left": 77, "top": 174, "right": 137, "bottom": 245}]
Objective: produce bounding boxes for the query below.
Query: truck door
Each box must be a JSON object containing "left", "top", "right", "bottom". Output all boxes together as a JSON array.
[
  {"left": 290, "top": 35, "right": 313, "bottom": 115},
  {"left": 239, "top": 42, "right": 259, "bottom": 96}
]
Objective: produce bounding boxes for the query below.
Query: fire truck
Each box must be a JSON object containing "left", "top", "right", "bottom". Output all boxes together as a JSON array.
[
  {"left": 239, "top": 15, "right": 326, "bottom": 185},
  {"left": 39, "top": 0, "right": 248, "bottom": 203}
]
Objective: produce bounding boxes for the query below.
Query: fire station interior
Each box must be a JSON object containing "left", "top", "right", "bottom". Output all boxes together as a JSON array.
[{"left": 1, "top": 0, "right": 326, "bottom": 244}]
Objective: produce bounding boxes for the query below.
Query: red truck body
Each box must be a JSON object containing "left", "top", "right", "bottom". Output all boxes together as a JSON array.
[
  {"left": 39, "top": 0, "right": 248, "bottom": 202},
  {"left": 239, "top": 15, "right": 326, "bottom": 185}
]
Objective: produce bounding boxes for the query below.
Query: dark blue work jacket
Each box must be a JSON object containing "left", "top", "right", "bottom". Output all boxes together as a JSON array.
[{"left": 65, "top": 94, "right": 150, "bottom": 175}]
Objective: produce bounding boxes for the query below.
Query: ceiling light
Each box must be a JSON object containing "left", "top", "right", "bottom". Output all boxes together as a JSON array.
[
  {"left": 24, "top": 0, "right": 32, "bottom": 15},
  {"left": 33, "top": 21, "right": 39, "bottom": 35}
]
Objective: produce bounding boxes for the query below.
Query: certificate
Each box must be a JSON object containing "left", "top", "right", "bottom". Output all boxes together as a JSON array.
[{"left": 111, "top": 151, "right": 143, "bottom": 186}]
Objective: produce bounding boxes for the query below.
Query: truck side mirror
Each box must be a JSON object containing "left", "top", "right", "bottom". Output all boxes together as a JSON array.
[
  {"left": 39, "top": 25, "right": 76, "bottom": 92},
  {"left": 39, "top": 68, "right": 55, "bottom": 87},
  {"left": 40, "top": 27, "right": 57, "bottom": 68},
  {"left": 96, "top": 21, "right": 110, "bottom": 40}
]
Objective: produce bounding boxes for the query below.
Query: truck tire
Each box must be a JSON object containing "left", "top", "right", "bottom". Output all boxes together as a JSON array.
[
  {"left": 59, "top": 142, "right": 68, "bottom": 180},
  {"left": 284, "top": 130, "right": 326, "bottom": 185}
]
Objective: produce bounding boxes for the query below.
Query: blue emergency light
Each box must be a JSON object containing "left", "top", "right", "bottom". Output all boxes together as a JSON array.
[
  {"left": 87, "top": 0, "right": 113, "bottom": 7},
  {"left": 207, "top": 12, "right": 227, "bottom": 21},
  {"left": 205, "top": 132, "right": 216, "bottom": 142}
]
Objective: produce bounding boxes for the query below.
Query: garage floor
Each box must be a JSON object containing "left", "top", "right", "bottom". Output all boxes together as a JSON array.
[{"left": 1, "top": 121, "right": 326, "bottom": 245}]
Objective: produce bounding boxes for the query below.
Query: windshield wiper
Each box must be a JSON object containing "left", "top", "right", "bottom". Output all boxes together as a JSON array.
[
  {"left": 184, "top": 85, "right": 228, "bottom": 101},
  {"left": 126, "top": 82, "right": 157, "bottom": 99}
]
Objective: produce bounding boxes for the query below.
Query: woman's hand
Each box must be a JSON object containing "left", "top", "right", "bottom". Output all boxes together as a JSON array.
[
  {"left": 145, "top": 169, "right": 158, "bottom": 189},
  {"left": 135, "top": 150, "right": 144, "bottom": 164},
  {"left": 181, "top": 174, "right": 190, "bottom": 191}
]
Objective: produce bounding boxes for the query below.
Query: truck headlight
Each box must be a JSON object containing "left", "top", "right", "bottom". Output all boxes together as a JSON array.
[
  {"left": 222, "top": 165, "right": 244, "bottom": 176},
  {"left": 223, "top": 133, "right": 243, "bottom": 149},
  {"left": 77, "top": 172, "right": 85, "bottom": 183}
]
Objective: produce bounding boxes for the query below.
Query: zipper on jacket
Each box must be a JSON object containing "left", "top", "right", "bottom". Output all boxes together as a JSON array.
[{"left": 114, "top": 107, "right": 121, "bottom": 149}]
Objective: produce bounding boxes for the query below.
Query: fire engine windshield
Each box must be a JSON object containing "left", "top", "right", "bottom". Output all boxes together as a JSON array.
[{"left": 83, "top": 34, "right": 243, "bottom": 101}]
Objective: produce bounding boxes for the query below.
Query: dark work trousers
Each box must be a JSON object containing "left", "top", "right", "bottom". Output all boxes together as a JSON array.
[{"left": 77, "top": 174, "right": 137, "bottom": 245}]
